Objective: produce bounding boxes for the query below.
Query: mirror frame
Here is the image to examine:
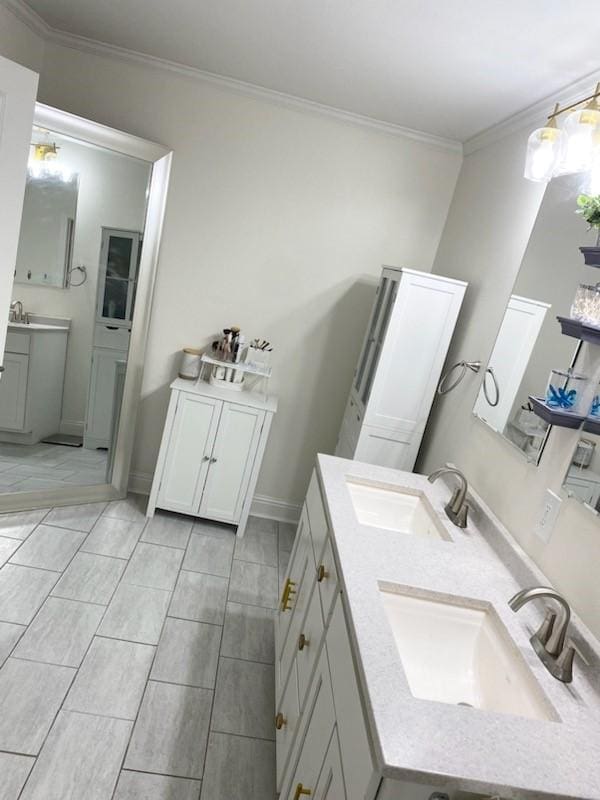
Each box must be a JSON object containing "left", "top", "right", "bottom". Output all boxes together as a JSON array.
[{"left": 0, "top": 102, "right": 172, "bottom": 513}]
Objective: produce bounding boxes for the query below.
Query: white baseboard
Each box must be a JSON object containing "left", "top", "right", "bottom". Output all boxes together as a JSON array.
[
  {"left": 127, "top": 470, "right": 301, "bottom": 523},
  {"left": 59, "top": 419, "right": 85, "bottom": 437}
]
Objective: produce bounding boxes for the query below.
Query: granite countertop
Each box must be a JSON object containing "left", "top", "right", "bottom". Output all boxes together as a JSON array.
[{"left": 316, "top": 454, "right": 600, "bottom": 800}]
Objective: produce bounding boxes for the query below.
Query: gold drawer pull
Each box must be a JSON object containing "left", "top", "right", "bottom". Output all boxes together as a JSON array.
[
  {"left": 293, "top": 784, "right": 312, "bottom": 800},
  {"left": 298, "top": 633, "right": 309, "bottom": 651},
  {"left": 317, "top": 564, "right": 329, "bottom": 583},
  {"left": 280, "top": 578, "right": 296, "bottom": 611},
  {"left": 275, "top": 712, "right": 286, "bottom": 730}
]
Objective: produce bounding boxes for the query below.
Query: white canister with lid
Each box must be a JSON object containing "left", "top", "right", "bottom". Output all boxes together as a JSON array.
[{"left": 179, "top": 348, "right": 203, "bottom": 380}]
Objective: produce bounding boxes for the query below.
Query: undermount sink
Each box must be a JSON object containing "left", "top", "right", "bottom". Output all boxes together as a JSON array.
[
  {"left": 379, "top": 587, "right": 556, "bottom": 722},
  {"left": 346, "top": 478, "right": 451, "bottom": 540}
]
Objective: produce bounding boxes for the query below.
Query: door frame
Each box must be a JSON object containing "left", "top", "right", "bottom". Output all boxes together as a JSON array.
[{"left": 0, "top": 102, "right": 172, "bottom": 513}]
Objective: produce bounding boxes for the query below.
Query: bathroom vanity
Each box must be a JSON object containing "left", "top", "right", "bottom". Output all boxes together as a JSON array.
[
  {"left": 275, "top": 454, "right": 600, "bottom": 800},
  {"left": 0, "top": 319, "right": 69, "bottom": 444}
]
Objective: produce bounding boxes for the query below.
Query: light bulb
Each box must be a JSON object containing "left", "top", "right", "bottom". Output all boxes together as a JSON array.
[
  {"left": 524, "top": 126, "right": 565, "bottom": 182},
  {"left": 557, "top": 104, "right": 600, "bottom": 175}
]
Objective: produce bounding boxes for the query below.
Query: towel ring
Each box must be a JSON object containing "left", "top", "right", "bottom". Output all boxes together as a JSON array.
[
  {"left": 437, "top": 360, "right": 481, "bottom": 395},
  {"left": 483, "top": 366, "right": 500, "bottom": 407}
]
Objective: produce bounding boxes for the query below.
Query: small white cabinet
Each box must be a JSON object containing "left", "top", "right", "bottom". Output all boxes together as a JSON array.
[
  {"left": 147, "top": 379, "right": 277, "bottom": 535},
  {"left": 0, "top": 352, "right": 28, "bottom": 430}
]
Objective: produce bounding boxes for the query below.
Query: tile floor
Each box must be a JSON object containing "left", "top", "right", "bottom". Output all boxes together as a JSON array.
[
  {"left": 0, "top": 443, "right": 108, "bottom": 494},
  {"left": 0, "top": 494, "right": 295, "bottom": 799}
]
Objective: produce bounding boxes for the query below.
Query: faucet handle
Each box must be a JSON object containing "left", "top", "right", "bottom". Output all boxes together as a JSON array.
[
  {"left": 555, "top": 645, "right": 575, "bottom": 683},
  {"left": 534, "top": 608, "right": 557, "bottom": 647}
]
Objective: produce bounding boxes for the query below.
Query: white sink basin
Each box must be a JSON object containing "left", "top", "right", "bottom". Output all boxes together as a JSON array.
[
  {"left": 346, "top": 479, "right": 450, "bottom": 541},
  {"left": 379, "top": 587, "right": 556, "bottom": 722}
]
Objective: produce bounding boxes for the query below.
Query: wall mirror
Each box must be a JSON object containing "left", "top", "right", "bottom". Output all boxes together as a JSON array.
[
  {"left": 0, "top": 103, "right": 171, "bottom": 513},
  {"left": 563, "top": 432, "right": 600, "bottom": 514},
  {"left": 473, "top": 172, "right": 598, "bottom": 463}
]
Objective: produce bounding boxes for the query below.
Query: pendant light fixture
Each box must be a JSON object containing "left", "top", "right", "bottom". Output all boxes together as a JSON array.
[{"left": 524, "top": 83, "right": 600, "bottom": 184}]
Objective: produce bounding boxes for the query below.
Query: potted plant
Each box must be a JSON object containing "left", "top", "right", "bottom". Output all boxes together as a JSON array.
[{"left": 577, "top": 194, "right": 600, "bottom": 266}]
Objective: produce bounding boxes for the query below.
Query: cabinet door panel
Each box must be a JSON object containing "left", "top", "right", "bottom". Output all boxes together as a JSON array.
[
  {"left": 306, "top": 470, "right": 329, "bottom": 566},
  {"left": 279, "top": 537, "right": 312, "bottom": 694},
  {"left": 314, "top": 728, "right": 346, "bottom": 800},
  {"left": 0, "top": 353, "right": 28, "bottom": 430},
  {"left": 276, "top": 661, "right": 300, "bottom": 790},
  {"left": 85, "top": 348, "right": 128, "bottom": 447},
  {"left": 296, "top": 578, "right": 325, "bottom": 706},
  {"left": 277, "top": 505, "right": 309, "bottom": 667},
  {"left": 157, "top": 393, "right": 221, "bottom": 514},
  {"left": 199, "top": 403, "right": 264, "bottom": 523}
]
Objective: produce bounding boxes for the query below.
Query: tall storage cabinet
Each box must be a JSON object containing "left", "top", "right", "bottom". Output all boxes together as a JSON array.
[
  {"left": 335, "top": 267, "right": 467, "bottom": 470},
  {"left": 147, "top": 379, "right": 277, "bottom": 536}
]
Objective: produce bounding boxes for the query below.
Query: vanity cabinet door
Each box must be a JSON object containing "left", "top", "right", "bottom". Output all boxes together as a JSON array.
[
  {"left": 198, "top": 402, "right": 264, "bottom": 524},
  {"left": 0, "top": 352, "right": 28, "bottom": 430},
  {"left": 276, "top": 661, "right": 300, "bottom": 790},
  {"left": 157, "top": 393, "right": 221, "bottom": 514},
  {"left": 313, "top": 728, "right": 346, "bottom": 800},
  {"left": 85, "top": 347, "right": 128, "bottom": 448}
]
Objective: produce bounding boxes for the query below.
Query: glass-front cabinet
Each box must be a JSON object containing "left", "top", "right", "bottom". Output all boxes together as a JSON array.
[{"left": 97, "top": 227, "right": 141, "bottom": 326}]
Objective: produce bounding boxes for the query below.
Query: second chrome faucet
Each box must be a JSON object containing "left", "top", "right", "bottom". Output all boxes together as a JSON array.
[{"left": 428, "top": 466, "right": 469, "bottom": 528}]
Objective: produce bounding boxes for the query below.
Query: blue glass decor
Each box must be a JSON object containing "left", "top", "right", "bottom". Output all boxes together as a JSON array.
[{"left": 546, "top": 384, "right": 577, "bottom": 409}]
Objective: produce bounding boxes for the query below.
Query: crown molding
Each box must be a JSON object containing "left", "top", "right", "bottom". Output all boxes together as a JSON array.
[
  {"left": 464, "top": 68, "right": 600, "bottom": 155},
  {"left": 1, "top": 0, "right": 462, "bottom": 153}
]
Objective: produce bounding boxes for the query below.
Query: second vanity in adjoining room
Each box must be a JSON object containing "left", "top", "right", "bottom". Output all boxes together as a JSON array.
[{"left": 275, "top": 454, "right": 600, "bottom": 800}]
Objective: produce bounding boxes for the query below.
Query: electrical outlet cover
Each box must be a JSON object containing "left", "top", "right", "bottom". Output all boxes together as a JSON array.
[{"left": 535, "top": 489, "right": 562, "bottom": 544}]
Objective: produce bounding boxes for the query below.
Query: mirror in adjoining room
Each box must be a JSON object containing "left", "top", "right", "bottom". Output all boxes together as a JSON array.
[
  {"left": 472, "top": 172, "right": 599, "bottom": 463},
  {"left": 563, "top": 432, "right": 600, "bottom": 514},
  {"left": 0, "top": 116, "right": 155, "bottom": 500}
]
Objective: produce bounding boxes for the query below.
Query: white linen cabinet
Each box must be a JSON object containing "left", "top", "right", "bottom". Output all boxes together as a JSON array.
[
  {"left": 147, "top": 379, "right": 277, "bottom": 536},
  {"left": 335, "top": 267, "right": 467, "bottom": 470}
]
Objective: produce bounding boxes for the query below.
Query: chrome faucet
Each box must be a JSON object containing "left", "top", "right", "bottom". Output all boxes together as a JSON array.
[
  {"left": 427, "top": 466, "right": 469, "bottom": 528},
  {"left": 9, "top": 300, "right": 25, "bottom": 323},
  {"left": 509, "top": 586, "right": 575, "bottom": 683}
]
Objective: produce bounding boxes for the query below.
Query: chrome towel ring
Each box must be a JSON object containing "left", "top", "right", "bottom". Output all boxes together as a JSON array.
[
  {"left": 483, "top": 366, "right": 500, "bottom": 407},
  {"left": 437, "top": 360, "right": 481, "bottom": 395}
]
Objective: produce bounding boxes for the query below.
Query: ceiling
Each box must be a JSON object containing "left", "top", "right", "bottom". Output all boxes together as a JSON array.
[{"left": 23, "top": 0, "right": 600, "bottom": 142}]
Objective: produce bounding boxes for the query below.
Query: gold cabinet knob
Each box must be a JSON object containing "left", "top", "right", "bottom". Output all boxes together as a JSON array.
[
  {"left": 317, "top": 564, "right": 329, "bottom": 583},
  {"left": 280, "top": 578, "right": 297, "bottom": 611},
  {"left": 275, "top": 712, "right": 286, "bottom": 730},
  {"left": 298, "top": 633, "right": 309, "bottom": 651},
  {"left": 293, "top": 784, "right": 312, "bottom": 800}
]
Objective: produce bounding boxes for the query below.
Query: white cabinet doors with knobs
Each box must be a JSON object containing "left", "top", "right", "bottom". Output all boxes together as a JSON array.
[{"left": 147, "top": 379, "right": 277, "bottom": 537}]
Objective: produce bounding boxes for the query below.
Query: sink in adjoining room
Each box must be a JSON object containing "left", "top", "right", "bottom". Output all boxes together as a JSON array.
[
  {"left": 346, "top": 478, "right": 451, "bottom": 540},
  {"left": 379, "top": 585, "right": 557, "bottom": 722}
]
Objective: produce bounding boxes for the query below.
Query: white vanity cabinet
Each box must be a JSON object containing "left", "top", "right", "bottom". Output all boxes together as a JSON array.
[
  {"left": 0, "top": 324, "right": 69, "bottom": 444},
  {"left": 147, "top": 379, "right": 277, "bottom": 536},
  {"left": 84, "top": 324, "right": 130, "bottom": 450},
  {"left": 335, "top": 267, "right": 467, "bottom": 471}
]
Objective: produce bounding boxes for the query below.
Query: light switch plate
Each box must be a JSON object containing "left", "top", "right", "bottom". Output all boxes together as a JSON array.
[{"left": 535, "top": 489, "right": 562, "bottom": 544}]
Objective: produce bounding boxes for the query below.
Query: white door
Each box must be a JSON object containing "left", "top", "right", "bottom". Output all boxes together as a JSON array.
[
  {"left": 0, "top": 352, "right": 28, "bottom": 430},
  {"left": 0, "top": 56, "right": 38, "bottom": 373},
  {"left": 199, "top": 402, "right": 264, "bottom": 523},
  {"left": 157, "top": 393, "right": 221, "bottom": 514}
]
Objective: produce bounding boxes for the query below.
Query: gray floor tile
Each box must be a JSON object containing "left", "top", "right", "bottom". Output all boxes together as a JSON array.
[
  {"left": 52, "top": 552, "right": 126, "bottom": 604},
  {"left": 0, "top": 753, "right": 35, "bottom": 800},
  {"left": 221, "top": 602, "right": 275, "bottom": 664},
  {"left": 98, "top": 583, "right": 171, "bottom": 644},
  {"left": 10, "top": 464, "right": 76, "bottom": 480},
  {"left": 14, "top": 597, "right": 104, "bottom": 667},
  {"left": 169, "top": 571, "right": 229, "bottom": 625},
  {"left": 0, "top": 564, "right": 58, "bottom": 625},
  {"left": 65, "top": 637, "right": 155, "bottom": 720},
  {"left": 234, "top": 528, "right": 277, "bottom": 567},
  {"left": 0, "top": 469, "right": 23, "bottom": 489},
  {"left": 182, "top": 533, "right": 234, "bottom": 578},
  {"left": 278, "top": 521, "right": 296, "bottom": 554},
  {"left": 0, "top": 621, "right": 26, "bottom": 666},
  {"left": 278, "top": 548, "right": 291, "bottom": 578},
  {"left": 0, "top": 508, "right": 49, "bottom": 540},
  {"left": 151, "top": 618, "right": 221, "bottom": 688},
  {"left": 81, "top": 517, "right": 145, "bottom": 560},
  {"left": 191, "top": 519, "right": 235, "bottom": 539},
  {"left": 0, "top": 658, "right": 75, "bottom": 754},
  {"left": 9, "top": 525, "right": 86, "bottom": 572},
  {"left": 20, "top": 710, "right": 132, "bottom": 800},
  {"left": 228, "top": 560, "right": 278, "bottom": 609},
  {"left": 104, "top": 494, "right": 147, "bottom": 522},
  {"left": 11, "top": 477, "right": 67, "bottom": 492},
  {"left": 200, "top": 732, "right": 275, "bottom": 800},
  {"left": 0, "top": 535, "right": 22, "bottom": 566},
  {"left": 246, "top": 516, "right": 278, "bottom": 536},
  {"left": 43, "top": 502, "right": 107, "bottom": 532},
  {"left": 212, "top": 657, "right": 275, "bottom": 740},
  {"left": 125, "top": 681, "right": 212, "bottom": 779},
  {"left": 123, "top": 542, "right": 184, "bottom": 591},
  {"left": 114, "top": 771, "right": 201, "bottom": 800},
  {"left": 142, "top": 512, "right": 193, "bottom": 550}
]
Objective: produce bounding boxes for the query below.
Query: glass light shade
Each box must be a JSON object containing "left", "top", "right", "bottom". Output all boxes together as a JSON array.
[
  {"left": 524, "top": 126, "right": 565, "bottom": 182},
  {"left": 557, "top": 106, "right": 600, "bottom": 175}
]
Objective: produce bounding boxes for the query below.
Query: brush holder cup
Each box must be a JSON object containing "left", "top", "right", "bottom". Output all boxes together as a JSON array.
[
  {"left": 246, "top": 346, "right": 271, "bottom": 370},
  {"left": 545, "top": 368, "right": 589, "bottom": 414}
]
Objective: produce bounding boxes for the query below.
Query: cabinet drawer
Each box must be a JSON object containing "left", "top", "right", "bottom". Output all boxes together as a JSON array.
[
  {"left": 276, "top": 661, "right": 300, "bottom": 791},
  {"left": 279, "top": 535, "right": 313, "bottom": 694},
  {"left": 314, "top": 727, "right": 346, "bottom": 800},
  {"left": 296, "top": 579, "right": 325, "bottom": 706},
  {"left": 93, "top": 323, "right": 130, "bottom": 351},
  {"left": 5, "top": 331, "right": 30, "bottom": 355},
  {"left": 316, "top": 537, "right": 339, "bottom": 624},
  {"left": 306, "top": 470, "right": 329, "bottom": 565},
  {"left": 277, "top": 505, "right": 310, "bottom": 668}
]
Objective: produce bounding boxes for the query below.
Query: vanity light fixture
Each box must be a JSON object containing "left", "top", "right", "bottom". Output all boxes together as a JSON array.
[
  {"left": 28, "top": 130, "right": 75, "bottom": 183},
  {"left": 524, "top": 83, "right": 600, "bottom": 183}
]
